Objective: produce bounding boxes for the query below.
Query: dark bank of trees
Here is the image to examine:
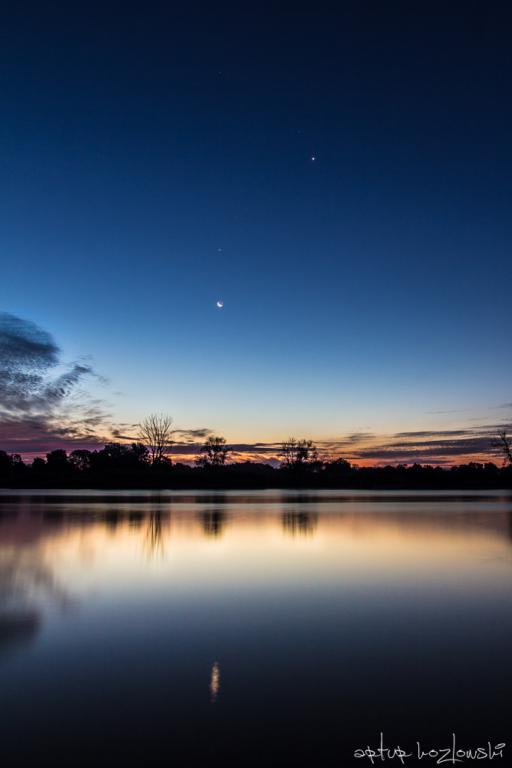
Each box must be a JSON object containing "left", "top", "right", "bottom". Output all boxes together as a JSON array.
[
  {"left": 0, "top": 443, "right": 511, "bottom": 490},
  {"left": 1, "top": 415, "right": 511, "bottom": 490}
]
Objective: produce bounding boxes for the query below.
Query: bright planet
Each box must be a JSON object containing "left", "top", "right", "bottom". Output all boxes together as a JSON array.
[{"left": 216, "top": 300, "right": 224, "bottom": 308}]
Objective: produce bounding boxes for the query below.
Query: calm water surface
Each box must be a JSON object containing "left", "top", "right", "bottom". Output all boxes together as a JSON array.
[{"left": 1, "top": 489, "right": 511, "bottom": 766}]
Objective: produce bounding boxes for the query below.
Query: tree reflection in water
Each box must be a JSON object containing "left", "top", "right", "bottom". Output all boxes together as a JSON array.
[
  {"left": 199, "top": 510, "right": 227, "bottom": 537},
  {"left": 282, "top": 511, "right": 318, "bottom": 537},
  {"left": 144, "top": 511, "right": 166, "bottom": 558}
]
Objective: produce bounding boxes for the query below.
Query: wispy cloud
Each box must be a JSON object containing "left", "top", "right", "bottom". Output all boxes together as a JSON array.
[
  {"left": 349, "top": 425, "right": 510, "bottom": 465},
  {"left": 1, "top": 313, "right": 508, "bottom": 466},
  {"left": 110, "top": 427, "right": 214, "bottom": 445},
  {"left": 425, "top": 409, "right": 468, "bottom": 415},
  {"left": 392, "top": 429, "right": 469, "bottom": 439},
  {"left": 0, "top": 312, "right": 111, "bottom": 452},
  {"left": 174, "top": 428, "right": 213, "bottom": 442},
  {"left": 168, "top": 427, "right": 508, "bottom": 467}
]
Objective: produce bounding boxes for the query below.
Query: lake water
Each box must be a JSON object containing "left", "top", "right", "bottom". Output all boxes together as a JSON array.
[{"left": 1, "top": 489, "right": 511, "bottom": 766}]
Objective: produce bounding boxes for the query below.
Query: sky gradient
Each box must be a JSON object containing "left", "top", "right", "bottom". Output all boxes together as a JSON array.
[{"left": 1, "top": 3, "right": 511, "bottom": 465}]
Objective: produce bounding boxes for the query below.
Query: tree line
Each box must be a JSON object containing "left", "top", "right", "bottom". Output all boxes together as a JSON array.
[{"left": 0, "top": 414, "right": 510, "bottom": 489}]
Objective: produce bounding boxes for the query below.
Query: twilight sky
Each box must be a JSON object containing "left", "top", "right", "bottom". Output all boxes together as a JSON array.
[{"left": 1, "top": 3, "right": 511, "bottom": 464}]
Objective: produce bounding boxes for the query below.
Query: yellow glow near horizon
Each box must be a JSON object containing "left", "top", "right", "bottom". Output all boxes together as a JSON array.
[{"left": 3, "top": 499, "right": 511, "bottom": 603}]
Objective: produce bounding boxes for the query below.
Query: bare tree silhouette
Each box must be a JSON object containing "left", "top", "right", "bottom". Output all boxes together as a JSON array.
[
  {"left": 144, "top": 511, "right": 165, "bottom": 558},
  {"left": 138, "top": 413, "right": 174, "bottom": 464},
  {"left": 497, "top": 429, "right": 512, "bottom": 466}
]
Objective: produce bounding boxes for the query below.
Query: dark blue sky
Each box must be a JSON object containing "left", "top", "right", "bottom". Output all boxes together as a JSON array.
[{"left": 1, "top": 2, "right": 511, "bottom": 462}]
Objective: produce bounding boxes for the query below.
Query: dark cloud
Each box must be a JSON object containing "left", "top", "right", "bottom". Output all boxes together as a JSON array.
[
  {"left": 226, "top": 442, "right": 281, "bottom": 453},
  {"left": 160, "top": 441, "right": 283, "bottom": 458},
  {"left": 0, "top": 313, "right": 59, "bottom": 413},
  {"left": 0, "top": 313, "right": 58, "bottom": 371},
  {"left": 174, "top": 428, "right": 213, "bottom": 442},
  {"left": 42, "top": 364, "right": 95, "bottom": 404},
  {"left": 0, "top": 313, "right": 110, "bottom": 452},
  {"left": 392, "top": 429, "right": 470, "bottom": 439},
  {"left": 351, "top": 428, "right": 504, "bottom": 464},
  {"left": 344, "top": 432, "right": 375, "bottom": 442},
  {"left": 322, "top": 433, "right": 375, "bottom": 446},
  {"left": 110, "top": 427, "right": 214, "bottom": 445},
  {"left": 169, "top": 442, "right": 204, "bottom": 455},
  {"left": 193, "top": 428, "right": 506, "bottom": 466}
]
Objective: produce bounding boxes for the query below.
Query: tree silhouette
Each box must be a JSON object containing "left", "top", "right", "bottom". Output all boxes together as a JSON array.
[
  {"left": 138, "top": 413, "right": 173, "bottom": 464},
  {"left": 46, "top": 450, "right": 69, "bottom": 471},
  {"left": 280, "top": 438, "right": 318, "bottom": 468},
  {"left": 197, "top": 436, "right": 229, "bottom": 467},
  {"left": 497, "top": 429, "right": 512, "bottom": 466},
  {"left": 69, "top": 449, "right": 92, "bottom": 472}
]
